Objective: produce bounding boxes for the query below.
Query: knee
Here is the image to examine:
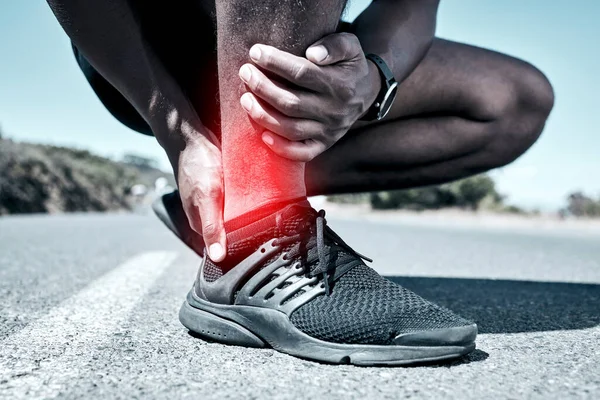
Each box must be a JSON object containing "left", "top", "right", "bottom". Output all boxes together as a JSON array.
[
  {"left": 512, "top": 62, "right": 555, "bottom": 131},
  {"left": 475, "top": 62, "right": 554, "bottom": 166}
]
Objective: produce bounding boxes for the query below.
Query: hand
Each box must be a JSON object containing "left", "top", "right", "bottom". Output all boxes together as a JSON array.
[
  {"left": 176, "top": 134, "right": 227, "bottom": 262},
  {"left": 238, "top": 32, "right": 381, "bottom": 162}
]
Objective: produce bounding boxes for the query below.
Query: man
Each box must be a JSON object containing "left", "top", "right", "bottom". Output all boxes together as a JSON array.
[{"left": 47, "top": 0, "right": 553, "bottom": 365}]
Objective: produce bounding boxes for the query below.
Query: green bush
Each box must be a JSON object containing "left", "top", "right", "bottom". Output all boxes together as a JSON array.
[
  {"left": 326, "top": 193, "right": 370, "bottom": 205},
  {"left": 327, "top": 174, "right": 515, "bottom": 212},
  {"left": 370, "top": 186, "right": 453, "bottom": 210},
  {"left": 368, "top": 174, "right": 502, "bottom": 211}
]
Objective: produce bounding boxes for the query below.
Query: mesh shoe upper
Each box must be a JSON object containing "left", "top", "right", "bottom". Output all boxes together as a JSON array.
[
  {"left": 290, "top": 263, "right": 472, "bottom": 345},
  {"left": 276, "top": 207, "right": 473, "bottom": 345}
]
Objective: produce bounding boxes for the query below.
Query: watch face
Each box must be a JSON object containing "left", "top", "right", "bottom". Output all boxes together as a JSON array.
[{"left": 378, "top": 81, "right": 399, "bottom": 120}]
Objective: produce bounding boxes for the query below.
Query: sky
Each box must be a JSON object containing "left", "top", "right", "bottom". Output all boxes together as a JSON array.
[{"left": 0, "top": 0, "right": 598, "bottom": 210}]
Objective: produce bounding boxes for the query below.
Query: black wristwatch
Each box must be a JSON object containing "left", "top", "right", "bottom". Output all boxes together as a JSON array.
[{"left": 359, "top": 54, "right": 398, "bottom": 121}]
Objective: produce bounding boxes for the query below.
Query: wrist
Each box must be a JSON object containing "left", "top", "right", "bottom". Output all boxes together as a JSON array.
[
  {"left": 359, "top": 53, "right": 398, "bottom": 122},
  {"left": 151, "top": 93, "right": 216, "bottom": 144},
  {"left": 361, "top": 58, "right": 383, "bottom": 118},
  {"left": 152, "top": 109, "right": 219, "bottom": 174}
]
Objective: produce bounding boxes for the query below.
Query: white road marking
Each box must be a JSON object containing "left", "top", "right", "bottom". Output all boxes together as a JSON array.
[{"left": 0, "top": 251, "right": 178, "bottom": 400}]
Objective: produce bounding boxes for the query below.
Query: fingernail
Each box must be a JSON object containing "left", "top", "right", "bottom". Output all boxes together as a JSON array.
[
  {"left": 239, "top": 65, "right": 252, "bottom": 82},
  {"left": 209, "top": 243, "right": 224, "bottom": 260},
  {"left": 307, "top": 45, "right": 327, "bottom": 62},
  {"left": 240, "top": 93, "right": 253, "bottom": 111},
  {"left": 262, "top": 132, "right": 274, "bottom": 145},
  {"left": 249, "top": 45, "right": 261, "bottom": 61}
]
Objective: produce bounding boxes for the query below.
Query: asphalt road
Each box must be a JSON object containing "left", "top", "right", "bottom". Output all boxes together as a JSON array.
[{"left": 0, "top": 212, "right": 599, "bottom": 399}]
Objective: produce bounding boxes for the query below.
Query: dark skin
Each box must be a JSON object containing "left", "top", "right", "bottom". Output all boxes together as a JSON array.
[
  {"left": 47, "top": 0, "right": 554, "bottom": 257},
  {"left": 213, "top": 0, "right": 350, "bottom": 260}
]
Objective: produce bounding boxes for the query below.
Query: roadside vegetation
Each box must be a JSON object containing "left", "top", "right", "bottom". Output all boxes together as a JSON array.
[
  {"left": 1, "top": 129, "right": 598, "bottom": 218},
  {"left": 563, "top": 192, "right": 600, "bottom": 218},
  {"left": 0, "top": 133, "right": 172, "bottom": 215},
  {"left": 328, "top": 173, "right": 534, "bottom": 214},
  {"left": 329, "top": 174, "right": 600, "bottom": 218}
]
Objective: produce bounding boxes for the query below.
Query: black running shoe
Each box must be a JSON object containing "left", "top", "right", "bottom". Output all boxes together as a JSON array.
[{"left": 177, "top": 201, "right": 477, "bottom": 365}]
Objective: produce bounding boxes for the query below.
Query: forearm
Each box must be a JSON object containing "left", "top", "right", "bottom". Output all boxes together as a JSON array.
[
  {"left": 46, "top": 1, "right": 215, "bottom": 167},
  {"left": 351, "top": 0, "right": 439, "bottom": 83}
]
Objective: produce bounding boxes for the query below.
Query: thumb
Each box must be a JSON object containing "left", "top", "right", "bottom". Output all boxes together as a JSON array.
[
  {"left": 197, "top": 193, "right": 227, "bottom": 262},
  {"left": 185, "top": 186, "right": 227, "bottom": 262},
  {"left": 306, "top": 33, "right": 362, "bottom": 66}
]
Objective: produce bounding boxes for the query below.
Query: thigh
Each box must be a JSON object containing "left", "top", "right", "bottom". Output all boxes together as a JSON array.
[
  {"left": 143, "top": 0, "right": 221, "bottom": 133},
  {"left": 73, "top": 1, "right": 221, "bottom": 136},
  {"left": 305, "top": 38, "right": 553, "bottom": 194},
  {"left": 354, "top": 37, "right": 541, "bottom": 128}
]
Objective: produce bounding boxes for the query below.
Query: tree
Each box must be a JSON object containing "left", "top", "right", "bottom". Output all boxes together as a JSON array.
[
  {"left": 566, "top": 192, "right": 600, "bottom": 217},
  {"left": 455, "top": 174, "right": 498, "bottom": 210}
]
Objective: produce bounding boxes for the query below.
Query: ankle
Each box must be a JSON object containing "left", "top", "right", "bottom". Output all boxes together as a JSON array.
[
  {"left": 210, "top": 197, "right": 309, "bottom": 273},
  {"left": 224, "top": 192, "right": 306, "bottom": 222}
]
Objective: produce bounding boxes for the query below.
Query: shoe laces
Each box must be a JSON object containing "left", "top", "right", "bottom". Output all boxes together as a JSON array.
[{"left": 272, "top": 207, "right": 372, "bottom": 295}]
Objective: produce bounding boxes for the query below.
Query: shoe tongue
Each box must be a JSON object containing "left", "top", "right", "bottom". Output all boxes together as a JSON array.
[{"left": 277, "top": 201, "right": 316, "bottom": 234}]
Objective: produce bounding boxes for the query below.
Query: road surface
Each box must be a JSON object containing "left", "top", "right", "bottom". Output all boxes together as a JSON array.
[{"left": 1, "top": 212, "right": 599, "bottom": 399}]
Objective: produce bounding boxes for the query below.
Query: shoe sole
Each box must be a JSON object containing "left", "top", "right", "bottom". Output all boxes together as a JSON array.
[{"left": 180, "top": 291, "right": 477, "bottom": 366}]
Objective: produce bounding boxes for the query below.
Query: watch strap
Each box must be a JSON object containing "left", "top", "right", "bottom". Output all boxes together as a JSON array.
[
  {"left": 360, "top": 53, "right": 396, "bottom": 121},
  {"left": 366, "top": 53, "right": 395, "bottom": 85}
]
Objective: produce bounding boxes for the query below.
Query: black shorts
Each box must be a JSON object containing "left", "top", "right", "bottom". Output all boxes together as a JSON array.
[{"left": 73, "top": 45, "right": 153, "bottom": 136}]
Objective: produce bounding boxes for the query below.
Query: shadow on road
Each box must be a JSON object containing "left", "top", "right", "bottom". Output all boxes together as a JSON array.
[{"left": 385, "top": 277, "right": 600, "bottom": 334}]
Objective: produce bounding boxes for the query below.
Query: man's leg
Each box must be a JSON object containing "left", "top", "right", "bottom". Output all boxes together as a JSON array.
[
  {"left": 178, "top": 2, "right": 477, "bottom": 365},
  {"left": 214, "top": 0, "right": 347, "bottom": 221},
  {"left": 154, "top": 36, "right": 553, "bottom": 257},
  {"left": 305, "top": 38, "right": 554, "bottom": 194}
]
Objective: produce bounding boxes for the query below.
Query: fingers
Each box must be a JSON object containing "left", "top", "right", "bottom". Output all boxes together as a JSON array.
[
  {"left": 249, "top": 44, "right": 325, "bottom": 91},
  {"left": 262, "top": 132, "right": 327, "bottom": 162},
  {"left": 240, "top": 92, "right": 322, "bottom": 141},
  {"left": 239, "top": 63, "right": 321, "bottom": 119},
  {"left": 306, "top": 33, "right": 363, "bottom": 66}
]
